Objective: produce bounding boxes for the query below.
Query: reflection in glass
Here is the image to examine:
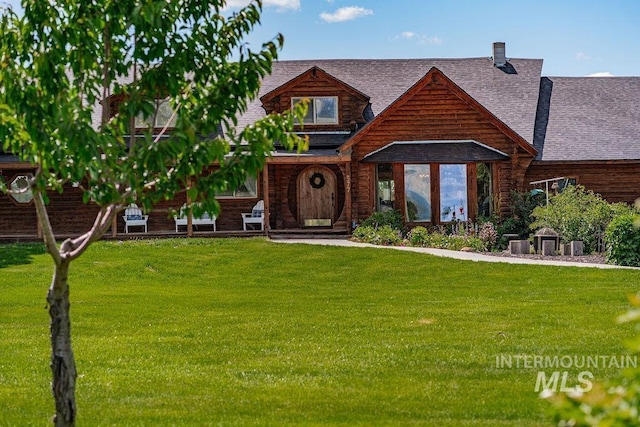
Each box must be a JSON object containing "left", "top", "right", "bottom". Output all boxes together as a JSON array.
[
  {"left": 477, "top": 163, "right": 492, "bottom": 218},
  {"left": 440, "top": 164, "right": 467, "bottom": 222},
  {"left": 315, "top": 97, "right": 337, "bottom": 123},
  {"left": 377, "top": 164, "right": 395, "bottom": 212},
  {"left": 404, "top": 164, "right": 431, "bottom": 222}
]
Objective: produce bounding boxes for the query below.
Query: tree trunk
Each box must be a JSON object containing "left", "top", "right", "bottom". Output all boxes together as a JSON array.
[{"left": 47, "top": 260, "right": 77, "bottom": 427}]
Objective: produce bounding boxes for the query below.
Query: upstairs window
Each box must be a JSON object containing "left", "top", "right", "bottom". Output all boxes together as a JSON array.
[
  {"left": 292, "top": 97, "right": 338, "bottom": 124},
  {"left": 135, "top": 98, "right": 177, "bottom": 129}
]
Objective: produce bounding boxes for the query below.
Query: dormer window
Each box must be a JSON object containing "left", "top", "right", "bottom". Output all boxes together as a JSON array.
[
  {"left": 292, "top": 97, "right": 338, "bottom": 124},
  {"left": 134, "top": 98, "right": 177, "bottom": 129}
]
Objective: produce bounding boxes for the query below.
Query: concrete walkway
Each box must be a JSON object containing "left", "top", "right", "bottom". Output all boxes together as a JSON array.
[{"left": 273, "top": 239, "right": 639, "bottom": 270}]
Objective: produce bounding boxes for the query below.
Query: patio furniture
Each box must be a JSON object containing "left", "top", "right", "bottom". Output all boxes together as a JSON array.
[
  {"left": 123, "top": 203, "right": 149, "bottom": 233},
  {"left": 241, "top": 200, "right": 264, "bottom": 231},
  {"left": 174, "top": 204, "right": 216, "bottom": 232}
]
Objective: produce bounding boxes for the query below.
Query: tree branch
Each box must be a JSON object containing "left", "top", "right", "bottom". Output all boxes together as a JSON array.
[
  {"left": 33, "top": 190, "right": 61, "bottom": 266},
  {"left": 63, "top": 205, "right": 119, "bottom": 261}
]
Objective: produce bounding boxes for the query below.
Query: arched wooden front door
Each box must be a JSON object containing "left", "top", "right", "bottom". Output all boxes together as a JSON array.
[{"left": 297, "top": 166, "right": 337, "bottom": 227}]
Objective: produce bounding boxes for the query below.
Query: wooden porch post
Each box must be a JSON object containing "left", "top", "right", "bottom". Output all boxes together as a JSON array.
[
  {"left": 263, "top": 164, "right": 270, "bottom": 233},
  {"left": 344, "top": 162, "right": 352, "bottom": 231}
]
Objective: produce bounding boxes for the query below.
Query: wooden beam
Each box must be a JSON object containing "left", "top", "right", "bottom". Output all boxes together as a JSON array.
[
  {"left": 344, "top": 162, "right": 352, "bottom": 230},
  {"left": 263, "top": 165, "right": 270, "bottom": 233},
  {"left": 267, "top": 155, "right": 350, "bottom": 165}
]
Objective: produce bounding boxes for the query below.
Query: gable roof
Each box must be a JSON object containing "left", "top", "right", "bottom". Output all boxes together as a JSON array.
[
  {"left": 339, "top": 67, "right": 537, "bottom": 156},
  {"left": 533, "top": 76, "right": 640, "bottom": 161},
  {"left": 259, "top": 66, "right": 370, "bottom": 104},
  {"left": 238, "top": 57, "right": 544, "bottom": 145}
]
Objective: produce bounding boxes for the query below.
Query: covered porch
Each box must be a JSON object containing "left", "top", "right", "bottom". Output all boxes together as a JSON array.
[{"left": 264, "top": 149, "right": 352, "bottom": 234}]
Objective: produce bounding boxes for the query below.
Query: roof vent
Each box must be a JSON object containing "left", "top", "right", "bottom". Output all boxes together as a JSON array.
[{"left": 492, "top": 42, "right": 507, "bottom": 67}]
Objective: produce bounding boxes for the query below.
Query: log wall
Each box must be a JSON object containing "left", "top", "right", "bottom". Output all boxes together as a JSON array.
[
  {"left": 525, "top": 161, "right": 640, "bottom": 204},
  {"left": 261, "top": 71, "right": 369, "bottom": 132},
  {"left": 350, "top": 79, "right": 534, "bottom": 222}
]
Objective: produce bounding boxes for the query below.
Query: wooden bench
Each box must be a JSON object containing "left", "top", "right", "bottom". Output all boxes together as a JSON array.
[{"left": 174, "top": 205, "right": 216, "bottom": 232}]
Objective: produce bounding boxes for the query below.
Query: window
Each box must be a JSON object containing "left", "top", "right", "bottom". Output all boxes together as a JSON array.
[
  {"left": 376, "top": 164, "right": 395, "bottom": 212},
  {"left": 9, "top": 174, "right": 33, "bottom": 204},
  {"left": 135, "top": 98, "right": 177, "bottom": 129},
  {"left": 477, "top": 163, "right": 492, "bottom": 218},
  {"left": 440, "top": 164, "right": 468, "bottom": 222},
  {"left": 404, "top": 164, "right": 431, "bottom": 222},
  {"left": 217, "top": 175, "right": 257, "bottom": 198},
  {"left": 292, "top": 97, "right": 338, "bottom": 124}
]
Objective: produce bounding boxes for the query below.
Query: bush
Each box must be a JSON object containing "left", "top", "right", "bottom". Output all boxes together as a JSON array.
[
  {"left": 406, "top": 226, "right": 484, "bottom": 251},
  {"left": 407, "top": 226, "right": 429, "bottom": 246},
  {"left": 359, "top": 210, "right": 403, "bottom": 231},
  {"left": 478, "top": 222, "right": 498, "bottom": 251},
  {"left": 352, "top": 225, "right": 402, "bottom": 246},
  {"left": 494, "top": 191, "right": 545, "bottom": 249},
  {"left": 605, "top": 214, "right": 640, "bottom": 266},
  {"left": 530, "top": 185, "right": 631, "bottom": 253}
]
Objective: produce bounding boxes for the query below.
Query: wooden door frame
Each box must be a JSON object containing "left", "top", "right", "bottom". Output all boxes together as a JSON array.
[{"left": 297, "top": 165, "right": 338, "bottom": 227}]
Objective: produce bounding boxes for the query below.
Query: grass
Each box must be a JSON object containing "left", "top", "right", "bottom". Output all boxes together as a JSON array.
[{"left": 1, "top": 237, "right": 639, "bottom": 426}]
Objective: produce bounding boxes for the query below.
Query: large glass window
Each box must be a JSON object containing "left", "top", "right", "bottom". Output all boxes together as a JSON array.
[
  {"left": 404, "top": 164, "right": 431, "bottom": 222},
  {"left": 477, "top": 163, "right": 492, "bottom": 218},
  {"left": 376, "top": 164, "right": 395, "bottom": 212},
  {"left": 292, "top": 97, "right": 338, "bottom": 124},
  {"left": 217, "top": 175, "right": 257, "bottom": 198},
  {"left": 439, "top": 164, "right": 468, "bottom": 222}
]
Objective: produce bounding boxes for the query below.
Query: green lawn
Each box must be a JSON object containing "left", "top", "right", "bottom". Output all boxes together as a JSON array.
[{"left": 1, "top": 238, "right": 639, "bottom": 426}]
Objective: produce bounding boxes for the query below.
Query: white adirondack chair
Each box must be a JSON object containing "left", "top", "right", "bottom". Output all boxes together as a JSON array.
[{"left": 241, "top": 200, "right": 264, "bottom": 231}]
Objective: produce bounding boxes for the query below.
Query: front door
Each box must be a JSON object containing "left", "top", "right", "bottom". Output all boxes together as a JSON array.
[{"left": 297, "top": 166, "right": 336, "bottom": 227}]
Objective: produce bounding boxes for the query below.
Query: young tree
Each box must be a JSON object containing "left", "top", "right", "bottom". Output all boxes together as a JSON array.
[{"left": 0, "top": 1, "right": 304, "bottom": 425}]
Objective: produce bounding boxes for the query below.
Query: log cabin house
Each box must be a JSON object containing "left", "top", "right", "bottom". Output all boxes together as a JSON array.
[{"left": 1, "top": 43, "right": 639, "bottom": 239}]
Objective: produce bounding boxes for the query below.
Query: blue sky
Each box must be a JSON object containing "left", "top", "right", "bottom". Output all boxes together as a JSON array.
[
  {"left": 3, "top": 0, "right": 639, "bottom": 76},
  {"left": 229, "top": 0, "right": 640, "bottom": 77}
]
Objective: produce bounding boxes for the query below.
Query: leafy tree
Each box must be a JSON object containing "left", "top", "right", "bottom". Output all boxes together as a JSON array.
[
  {"left": 530, "top": 185, "right": 631, "bottom": 253},
  {"left": 0, "top": 1, "right": 304, "bottom": 425}
]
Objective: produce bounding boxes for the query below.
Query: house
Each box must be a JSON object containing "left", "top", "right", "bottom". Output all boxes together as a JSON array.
[{"left": 1, "top": 43, "right": 639, "bottom": 238}]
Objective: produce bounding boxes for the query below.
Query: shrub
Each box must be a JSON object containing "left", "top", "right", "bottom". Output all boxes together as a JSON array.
[
  {"left": 406, "top": 227, "right": 484, "bottom": 251},
  {"left": 605, "top": 214, "right": 640, "bottom": 266},
  {"left": 478, "top": 222, "right": 498, "bottom": 251},
  {"left": 352, "top": 225, "right": 402, "bottom": 246},
  {"left": 352, "top": 225, "right": 377, "bottom": 243},
  {"left": 530, "top": 185, "right": 631, "bottom": 253},
  {"left": 359, "top": 210, "right": 403, "bottom": 231},
  {"left": 407, "top": 226, "right": 430, "bottom": 246},
  {"left": 494, "top": 191, "right": 545, "bottom": 249}
]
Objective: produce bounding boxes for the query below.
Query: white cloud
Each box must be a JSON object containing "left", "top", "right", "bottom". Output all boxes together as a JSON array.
[
  {"left": 587, "top": 72, "right": 614, "bottom": 77},
  {"left": 576, "top": 52, "right": 591, "bottom": 61},
  {"left": 225, "top": 0, "right": 300, "bottom": 11},
  {"left": 418, "top": 36, "right": 443, "bottom": 45},
  {"left": 320, "top": 6, "right": 373, "bottom": 23},
  {"left": 396, "top": 31, "right": 442, "bottom": 45}
]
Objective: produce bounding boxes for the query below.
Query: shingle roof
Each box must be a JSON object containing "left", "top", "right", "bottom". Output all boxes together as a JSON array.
[
  {"left": 534, "top": 77, "right": 640, "bottom": 161},
  {"left": 239, "top": 58, "right": 544, "bottom": 145}
]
